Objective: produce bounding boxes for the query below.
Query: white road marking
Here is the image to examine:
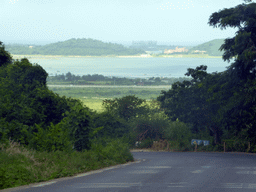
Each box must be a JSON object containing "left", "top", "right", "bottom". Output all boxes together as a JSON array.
[
  {"left": 248, "top": 183, "right": 256, "bottom": 189},
  {"left": 191, "top": 170, "right": 204, "bottom": 173},
  {"left": 138, "top": 166, "right": 172, "bottom": 169},
  {"left": 218, "top": 183, "right": 256, "bottom": 189},
  {"left": 220, "top": 183, "right": 243, "bottom": 188},
  {"left": 33, "top": 181, "right": 56, "bottom": 187},
  {"left": 235, "top": 167, "right": 256, "bottom": 169},
  {"left": 236, "top": 171, "right": 256, "bottom": 174},
  {"left": 75, "top": 170, "right": 104, "bottom": 177},
  {"left": 168, "top": 182, "right": 195, "bottom": 188},
  {"left": 128, "top": 170, "right": 159, "bottom": 174}
]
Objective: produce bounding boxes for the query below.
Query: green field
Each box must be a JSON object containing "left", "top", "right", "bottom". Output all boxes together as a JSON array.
[{"left": 48, "top": 85, "right": 170, "bottom": 111}]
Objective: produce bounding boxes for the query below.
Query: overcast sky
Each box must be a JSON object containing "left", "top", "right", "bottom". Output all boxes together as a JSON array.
[{"left": 0, "top": 0, "right": 252, "bottom": 45}]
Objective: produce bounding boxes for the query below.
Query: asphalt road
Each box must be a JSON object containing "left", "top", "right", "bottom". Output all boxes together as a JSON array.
[{"left": 2, "top": 152, "right": 256, "bottom": 192}]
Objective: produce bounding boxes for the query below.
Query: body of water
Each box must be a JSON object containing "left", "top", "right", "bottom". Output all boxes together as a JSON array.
[{"left": 28, "top": 56, "right": 232, "bottom": 78}]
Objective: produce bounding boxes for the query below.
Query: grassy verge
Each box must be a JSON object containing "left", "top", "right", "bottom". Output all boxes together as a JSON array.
[{"left": 0, "top": 138, "right": 133, "bottom": 190}]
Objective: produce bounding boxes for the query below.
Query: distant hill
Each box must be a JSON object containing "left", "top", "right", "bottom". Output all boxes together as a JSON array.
[
  {"left": 188, "top": 39, "right": 225, "bottom": 56},
  {"left": 5, "top": 38, "right": 146, "bottom": 56}
]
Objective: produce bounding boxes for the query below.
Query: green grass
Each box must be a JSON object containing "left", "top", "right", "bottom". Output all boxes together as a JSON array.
[
  {"left": 0, "top": 138, "right": 133, "bottom": 190},
  {"left": 48, "top": 85, "right": 170, "bottom": 111},
  {"left": 81, "top": 98, "right": 105, "bottom": 112}
]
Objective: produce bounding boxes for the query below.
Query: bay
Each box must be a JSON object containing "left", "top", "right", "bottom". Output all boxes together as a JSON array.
[{"left": 27, "top": 56, "right": 231, "bottom": 78}]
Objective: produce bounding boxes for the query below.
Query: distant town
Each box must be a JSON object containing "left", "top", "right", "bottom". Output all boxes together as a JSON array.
[{"left": 130, "top": 40, "right": 208, "bottom": 56}]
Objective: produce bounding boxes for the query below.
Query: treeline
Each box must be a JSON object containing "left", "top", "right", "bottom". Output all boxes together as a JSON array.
[
  {"left": 47, "top": 72, "right": 191, "bottom": 86},
  {"left": 5, "top": 38, "right": 145, "bottom": 56}
]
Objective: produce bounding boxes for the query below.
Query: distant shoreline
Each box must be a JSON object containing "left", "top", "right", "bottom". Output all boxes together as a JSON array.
[{"left": 11, "top": 54, "right": 222, "bottom": 59}]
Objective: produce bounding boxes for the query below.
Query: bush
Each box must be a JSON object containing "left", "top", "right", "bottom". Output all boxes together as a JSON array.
[
  {"left": 132, "top": 113, "right": 169, "bottom": 141},
  {"left": 138, "top": 138, "right": 153, "bottom": 148},
  {"left": 162, "top": 119, "right": 192, "bottom": 151}
]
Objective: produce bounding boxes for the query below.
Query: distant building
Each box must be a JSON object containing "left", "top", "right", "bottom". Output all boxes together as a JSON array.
[
  {"left": 29, "top": 46, "right": 33, "bottom": 49},
  {"left": 164, "top": 47, "right": 188, "bottom": 54}
]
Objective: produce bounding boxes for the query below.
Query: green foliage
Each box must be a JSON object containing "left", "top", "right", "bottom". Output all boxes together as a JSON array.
[
  {"left": 0, "top": 154, "right": 34, "bottom": 189},
  {"left": 0, "top": 138, "right": 133, "bottom": 190},
  {"left": 157, "top": 1, "right": 256, "bottom": 147},
  {"left": 132, "top": 113, "right": 169, "bottom": 141},
  {"left": 0, "top": 119, "right": 30, "bottom": 146},
  {"left": 138, "top": 138, "right": 153, "bottom": 148},
  {"left": 103, "top": 95, "right": 149, "bottom": 121},
  {"left": 0, "top": 42, "right": 12, "bottom": 67},
  {"left": 92, "top": 111, "right": 130, "bottom": 138},
  {"left": 29, "top": 123, "right": 73, "bottom": 153},
  {"left": 90, "top": 138, "right": 133, "bottom": 163},
  {"left": 209, "top": 2, "right": 256, "bottom": 80},
  {"left": 162, "top": 119, "right": 193, "bottom": 151},
  {"left": 61, "top": 100, "right": 92, "bottom": 152}
]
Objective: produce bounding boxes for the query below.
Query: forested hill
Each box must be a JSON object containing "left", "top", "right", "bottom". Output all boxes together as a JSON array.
[
  {"left": 188, "top": 39, "right": 225, "bottom": 56},
  {"left": 5, "top": 38, "right": 146, "bottom": 56}
]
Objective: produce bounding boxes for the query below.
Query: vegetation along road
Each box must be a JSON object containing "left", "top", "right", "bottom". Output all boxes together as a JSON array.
[{"left": 2, "top": 152, "right": 256, "bottom": 192}]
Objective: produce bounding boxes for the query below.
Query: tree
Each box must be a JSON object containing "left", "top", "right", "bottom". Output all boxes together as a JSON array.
[
  {"left": 157, "top": 66, "right": 221, "bottom": 142},
  {"left": 0, "top": 41, "right": 12, "bottom": 67},
  {"left": 208, "top": 1, "right": 256, "bottom": 146},
  {"left": 208, "top": 2, "right": 256, "bottom": 80},
  {"left": 102, "top": 95, "right": 148, "bottom": 121}
]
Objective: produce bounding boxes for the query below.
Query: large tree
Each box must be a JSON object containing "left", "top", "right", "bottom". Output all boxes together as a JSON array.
[{"left": 208, "top": 2, "right": 256, "bottom": 80}]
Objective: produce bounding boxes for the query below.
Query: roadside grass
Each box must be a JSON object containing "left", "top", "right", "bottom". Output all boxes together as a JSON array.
[{"left": 0, "top": 138, "right": 133, "bottom": 190}]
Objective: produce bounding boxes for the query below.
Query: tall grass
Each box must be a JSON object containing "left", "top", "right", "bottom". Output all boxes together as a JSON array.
[{"left": 0, "top": 137, "right": 133, "bottom": 190}]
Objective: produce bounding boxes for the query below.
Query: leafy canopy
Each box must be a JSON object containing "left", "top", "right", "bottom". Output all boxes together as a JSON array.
[{"left": 208, "top": 2, "right": 256, "bottom": 80}]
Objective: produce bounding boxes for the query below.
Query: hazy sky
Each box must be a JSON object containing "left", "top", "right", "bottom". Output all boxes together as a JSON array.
[{"left": 0, "top": 0, "right": 252, "bottom": 45}]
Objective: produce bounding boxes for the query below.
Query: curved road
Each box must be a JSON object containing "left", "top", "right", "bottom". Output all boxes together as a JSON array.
[{"left": 2, "top": 152, "right": 256, "bottom": 192}]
